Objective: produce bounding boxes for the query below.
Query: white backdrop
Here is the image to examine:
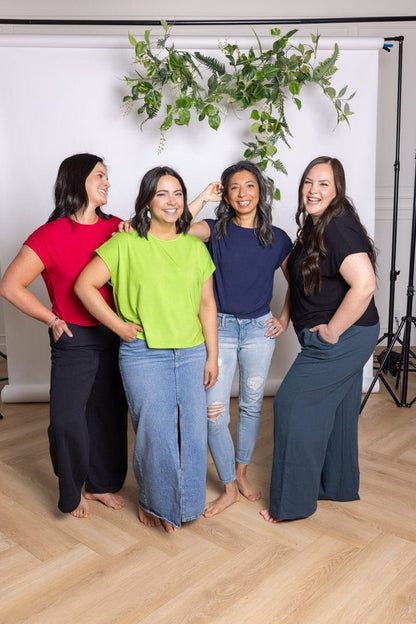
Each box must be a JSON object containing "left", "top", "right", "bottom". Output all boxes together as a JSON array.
[{"left": 0, "top": 33, "right": 382, "bottom": 402}]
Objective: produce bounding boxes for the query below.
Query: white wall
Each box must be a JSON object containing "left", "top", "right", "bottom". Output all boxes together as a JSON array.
[
  {"left": 0, "top": 32, "right": 380, "bottom": 401},
  {"left": 1, "top": 2, "right": 415, "bottom": 401}
]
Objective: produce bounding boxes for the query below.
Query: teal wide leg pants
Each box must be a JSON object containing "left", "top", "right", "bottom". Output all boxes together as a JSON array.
[{"left": 269, "top": 322, "right": 379, "bottom": 520}]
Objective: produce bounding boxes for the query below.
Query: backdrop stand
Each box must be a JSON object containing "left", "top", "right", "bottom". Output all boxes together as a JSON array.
[
  {"left": 375, "top": 38, "right": 403, "bottom": 360},
  {"left": 361, "top": 153, "right": 416, "bottom": 410}
]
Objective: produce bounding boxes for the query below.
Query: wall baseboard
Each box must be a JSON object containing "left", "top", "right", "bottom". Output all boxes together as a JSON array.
[{"left": 1, "top": 383, "right": 50, "bottom": 403}]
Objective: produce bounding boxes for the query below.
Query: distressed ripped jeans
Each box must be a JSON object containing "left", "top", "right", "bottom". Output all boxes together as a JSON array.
[{"left": 207, "top": 313, "right": 276, "bottom": 484}]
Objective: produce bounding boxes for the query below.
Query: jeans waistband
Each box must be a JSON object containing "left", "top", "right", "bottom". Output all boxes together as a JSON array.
[{"left": 217, "top": 312, "right": 271, "bottom": 327}]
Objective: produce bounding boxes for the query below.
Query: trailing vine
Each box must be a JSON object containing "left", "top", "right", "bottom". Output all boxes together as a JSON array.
[{"left": 123, "top": 20, "right": 355, "bottom": 199}]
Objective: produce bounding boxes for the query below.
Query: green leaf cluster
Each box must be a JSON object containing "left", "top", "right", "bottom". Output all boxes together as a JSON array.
[{"left": 123, "top": 22, "right": 355, "bottom": 199}]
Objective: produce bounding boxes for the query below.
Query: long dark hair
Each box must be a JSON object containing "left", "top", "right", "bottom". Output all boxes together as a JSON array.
[
  {"left": 47, "top": 153, "right": 111, "bottom": 222},
  {"left": 214, "top": 160, "right": 275, "bottom": 246},
  {"left": 295, "top": 156, "right": 377, "bottom": 295},
  {"left": 131, "top": 166, "right": 191, "bottom": 237}
]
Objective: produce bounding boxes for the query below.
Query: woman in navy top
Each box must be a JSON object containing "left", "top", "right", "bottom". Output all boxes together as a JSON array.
[{"left": 190, "top": 161, "right": 292, "bottom": 517}]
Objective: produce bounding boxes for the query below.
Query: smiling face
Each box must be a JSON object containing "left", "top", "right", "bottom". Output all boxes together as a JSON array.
[
  {"left": 225, "top": 169, "right": 260, "bottom": 226},
  {"left": 302, "top": 163, "right": 337, "bottom": 223},
  {"left": 148, "top": 174, "right": 184, "bottom": 227},
  {"left": 85, "top": 162, "right": 110, "bottom": 209}
]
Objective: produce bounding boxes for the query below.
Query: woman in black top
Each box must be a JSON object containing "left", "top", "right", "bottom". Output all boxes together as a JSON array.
[{"left": 261, "top": 156, "right": 379, "bottom": 522}]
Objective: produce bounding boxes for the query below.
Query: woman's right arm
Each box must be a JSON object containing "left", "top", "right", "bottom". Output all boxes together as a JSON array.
[
  {"left": 188, "top": 182, "right": 222, "bottom": 242},
  {"left": 74, "top": 256, "right": 141, "bottom": 341},
  {"left": 0, "top": 245, "right": 73, "bottom": 339},
  {"left": 277, "top": 255, "right": 291, "bottom": 331},
  {"left": 264, "top": 254, "right": 291, "bottom": 338},
  {"left": 198, "top": 274, "right": 218, "bottom": 389},
  {"left": 117, "top": 182, "right": 222, "bottom": 240}
]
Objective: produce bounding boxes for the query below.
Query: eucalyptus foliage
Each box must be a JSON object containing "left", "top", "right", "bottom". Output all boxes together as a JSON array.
[{"left": 123, "top": 20, "right": 355, "bottom": 199}]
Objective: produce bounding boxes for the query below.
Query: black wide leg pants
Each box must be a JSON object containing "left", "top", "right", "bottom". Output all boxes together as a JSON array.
[{"left": 49, "top": 324, "right": 127, "bottom": 513}]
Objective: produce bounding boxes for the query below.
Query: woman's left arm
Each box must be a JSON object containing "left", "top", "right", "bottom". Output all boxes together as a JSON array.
[
  {"left": 310, "top": 252, "right": 376, "bottom": 343},
  {"left": 198, "top": 275, "right": 219, "bottom": 389},
  {"left": 265, "top": 254, "right": 291, "bottom": 337}
]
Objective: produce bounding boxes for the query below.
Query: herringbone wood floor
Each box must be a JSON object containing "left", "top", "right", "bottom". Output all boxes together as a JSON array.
[{"left": 0, "top": 354, "right": 415, "bottom": 624}]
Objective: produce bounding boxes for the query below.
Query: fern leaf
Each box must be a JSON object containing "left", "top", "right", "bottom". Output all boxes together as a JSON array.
[
  {"left": 194, "top": 52, "right": 226, "bottom": 75},
  {"left": 272, "top": 159, "right": 288, "bottom": 175},
  {"left": 313, "top": 44, "right": 339, "bottom": 81}
]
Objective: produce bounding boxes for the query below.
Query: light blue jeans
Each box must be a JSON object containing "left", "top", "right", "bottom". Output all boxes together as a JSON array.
[
  {"left": 119, "top": 339, "right": 207, "bottom": 528},
  {"left": 207, "top": 312, "right": 276, "bottom": 484}
]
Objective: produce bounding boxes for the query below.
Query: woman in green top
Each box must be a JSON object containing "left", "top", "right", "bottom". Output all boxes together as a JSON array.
[{"left": 75, "top": 166, "right": 218, "bottom": 533}]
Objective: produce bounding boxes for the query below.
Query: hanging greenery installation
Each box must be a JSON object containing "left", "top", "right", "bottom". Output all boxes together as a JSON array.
[{"left": 123, "top": 21, "right": 355, "bottom": 199}]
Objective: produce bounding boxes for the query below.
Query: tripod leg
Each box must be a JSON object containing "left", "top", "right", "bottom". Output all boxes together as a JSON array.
[{"left": 360, "top": 318, "right": 406, "bottom": 412}]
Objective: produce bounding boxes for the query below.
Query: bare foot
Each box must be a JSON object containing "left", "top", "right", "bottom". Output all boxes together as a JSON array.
[
  {"left": 203, "top": 482, "right": 240, "bottom": 518},
  {"left": 70, "top": 495, "right": 90, "bottom": 518},
  {"left": 161, "top": 519, "right": 177, "bottom": 534},
  {"left": 84, "top": 491, "right": 125, "bottom": 510},
  {"left": 138, "top": 508, "right": 177, "bottom": 533},
  {"left": 236, "top": 464, "right": 261, "bottom": 501},
  {"left": 138, "top": 506, "right": 162, "bottom": 527},
  {"left": 260, "top": 509, "right": 282, "bottom": 523}
]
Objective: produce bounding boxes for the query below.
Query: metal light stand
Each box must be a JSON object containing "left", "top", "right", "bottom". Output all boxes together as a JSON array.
[
  {"left": 374, "top": 37, "right": 404, "bottom": 369},
  {"left": 377, "top": 37, "right": 404, "bottom": 344},
  {"left": 361, "top": 154, "right": 416, "bottom": 410}
]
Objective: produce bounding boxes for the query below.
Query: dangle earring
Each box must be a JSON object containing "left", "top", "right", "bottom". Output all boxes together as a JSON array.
[{"left": 146, "top": 208, "right": 152, "bottom": 221}]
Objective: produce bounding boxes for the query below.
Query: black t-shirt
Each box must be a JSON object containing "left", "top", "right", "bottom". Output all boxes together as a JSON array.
[{"left": 288, "top": 211, "right": 379, "bottom": 331}]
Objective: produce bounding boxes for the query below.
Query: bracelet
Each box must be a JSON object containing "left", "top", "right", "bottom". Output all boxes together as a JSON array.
[{"left": 48, "top": 316, "right": 60, "bottom": 329}]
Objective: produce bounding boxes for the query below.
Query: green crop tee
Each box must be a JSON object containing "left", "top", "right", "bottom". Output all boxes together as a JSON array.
[{"left": 96, "top": 230, "right": 215, "bottom": 349}]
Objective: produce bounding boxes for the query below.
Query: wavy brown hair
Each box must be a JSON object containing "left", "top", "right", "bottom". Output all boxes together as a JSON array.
[
  {"left": 131, "top": 166, "right": 191, "bottom": 237},
  {"left": 214, "top": 160, "right": 275, "bottom": 246},
  {"left": 295, "top": 156, "right": 377, "bottom": 295}
]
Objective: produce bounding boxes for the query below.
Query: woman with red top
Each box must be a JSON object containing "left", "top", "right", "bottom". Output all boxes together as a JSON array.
[{"left": 0, "top": 153, "right": 130, "bottom": 518}]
